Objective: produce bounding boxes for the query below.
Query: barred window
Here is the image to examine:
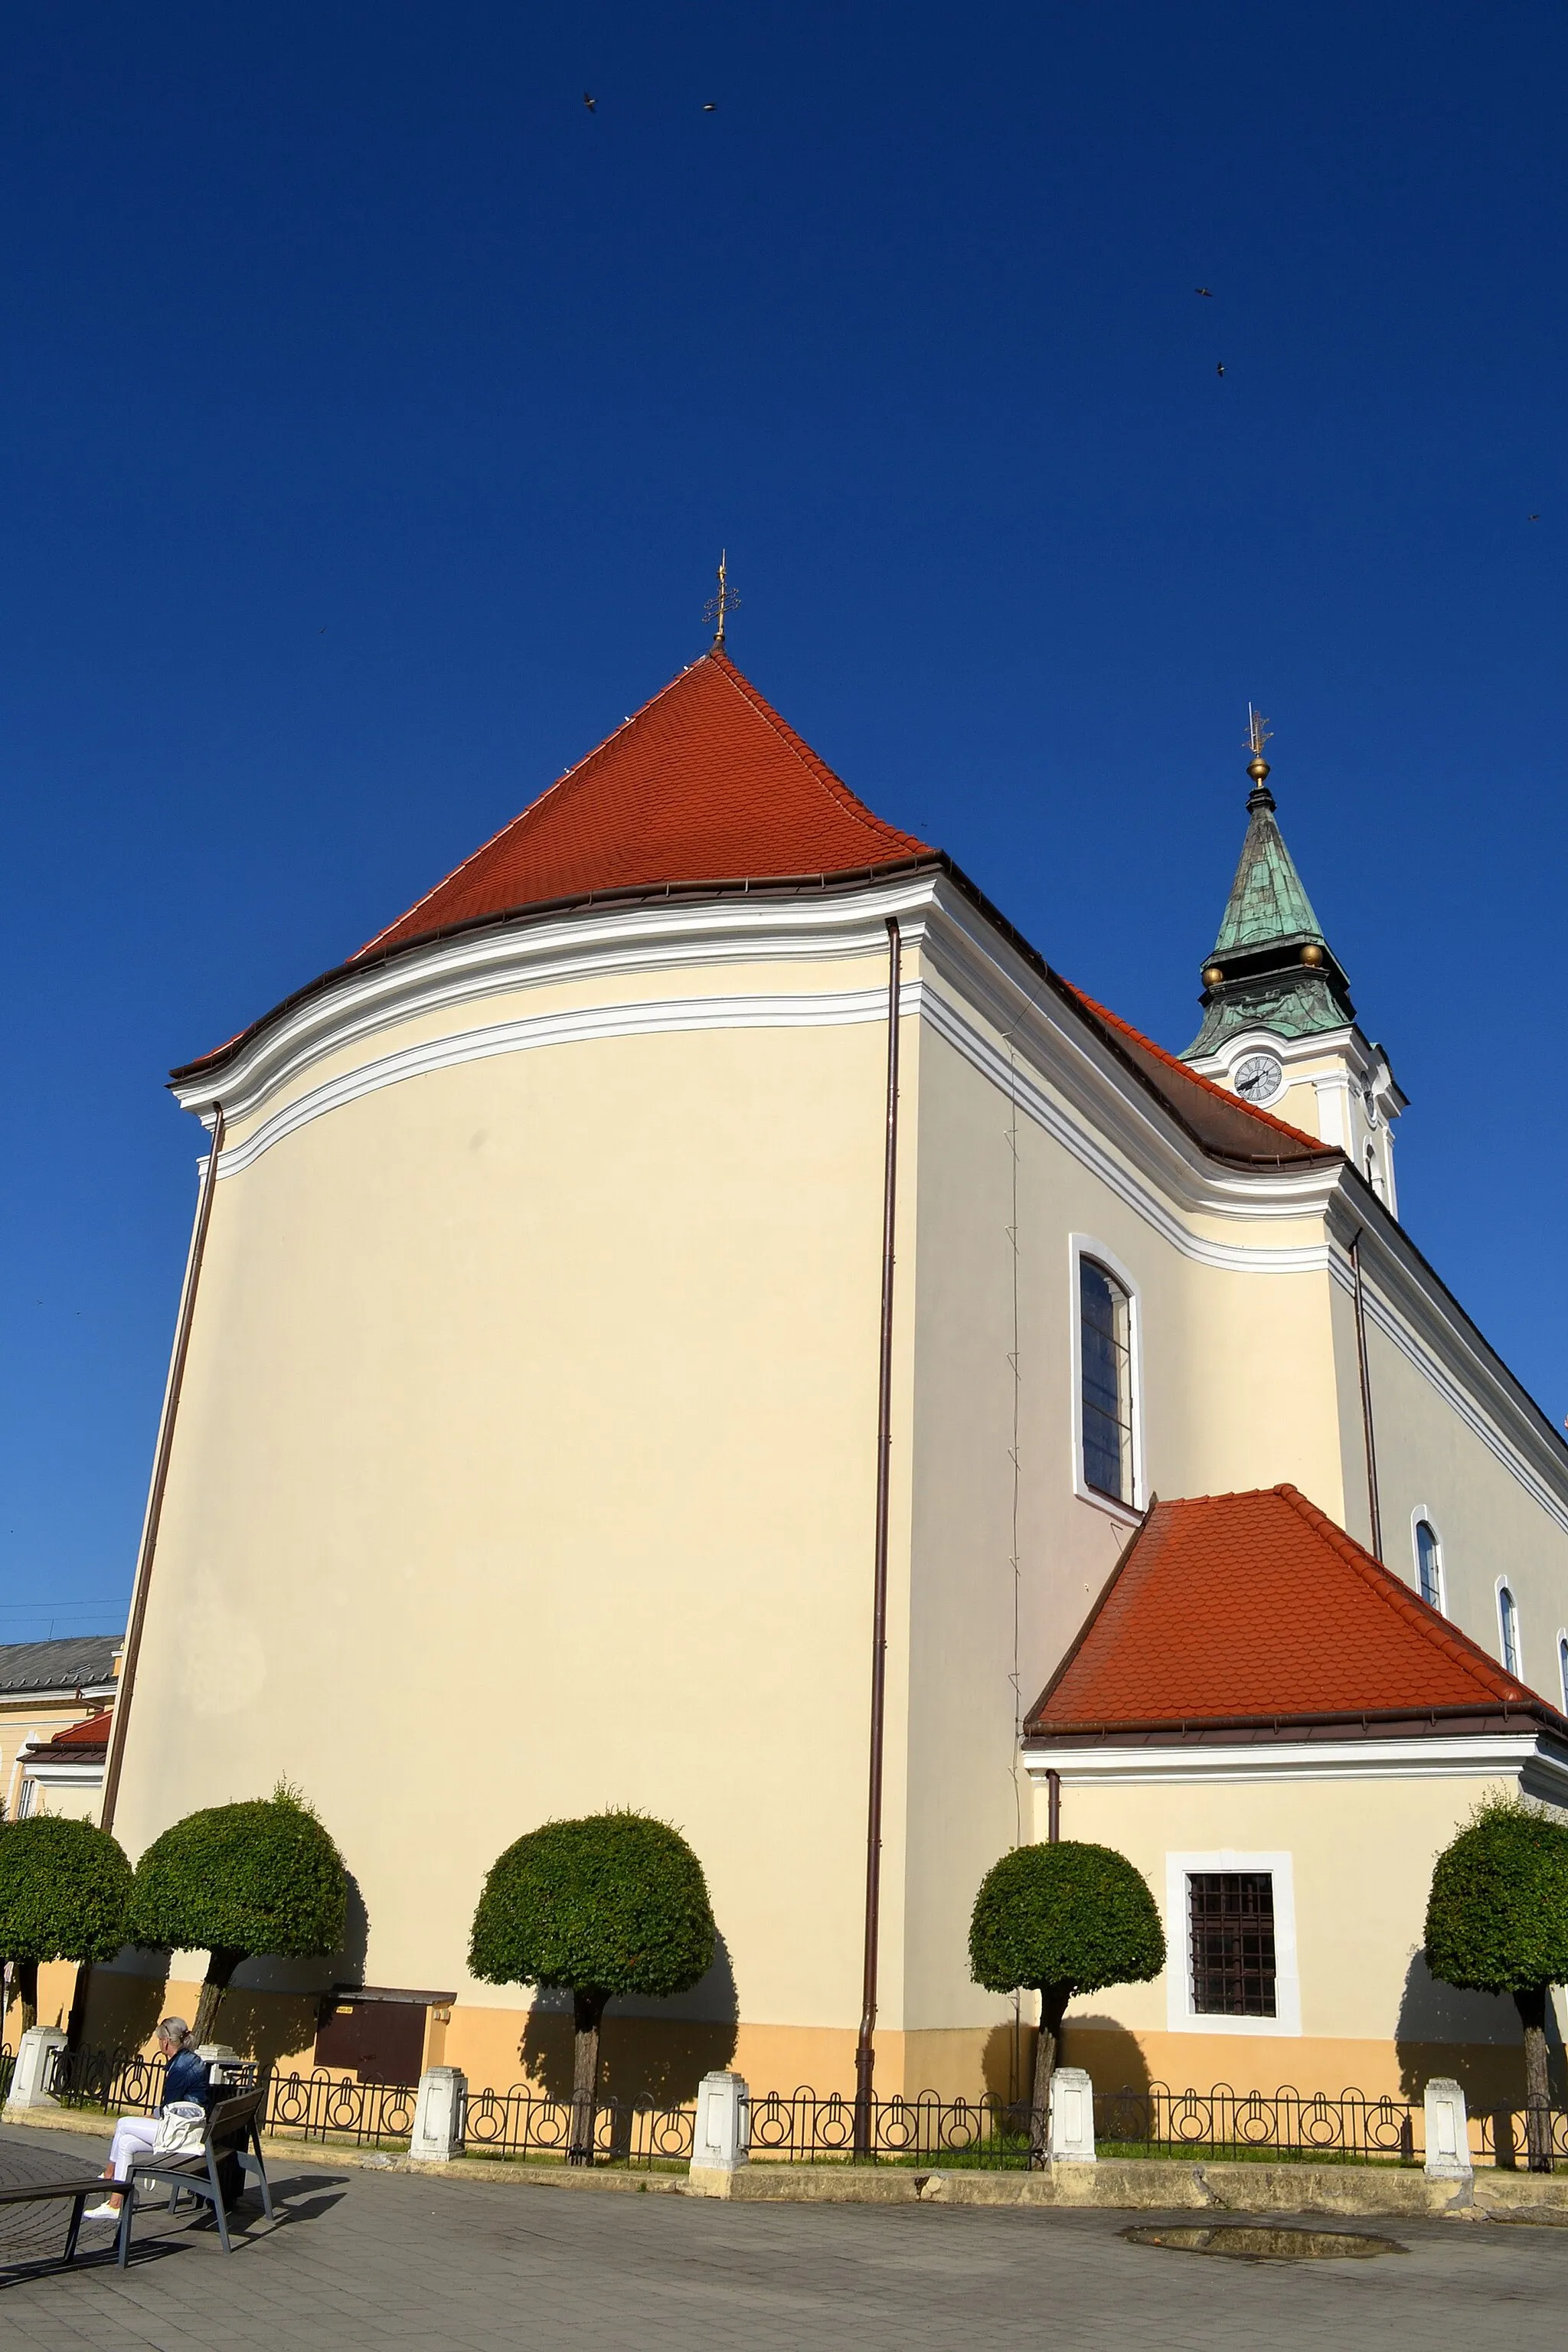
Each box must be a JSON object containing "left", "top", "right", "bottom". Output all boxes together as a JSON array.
[
  {"left": 1080, "top": 1258, "right": 1133, "bottom": 1504},
  {"left": 1415, "top": 1521, "right": 1442, "bottom": 1612},
  {"left": 1188, "top": 1872, "right": 1276, "bottom": 2017}
]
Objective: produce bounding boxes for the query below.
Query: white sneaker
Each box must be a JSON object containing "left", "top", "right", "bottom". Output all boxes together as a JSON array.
[{"left": 80, "top": 2202, "right": 121, "bottom": 2223}]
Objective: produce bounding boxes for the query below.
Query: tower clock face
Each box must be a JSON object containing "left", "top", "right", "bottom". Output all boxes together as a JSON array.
[{"left": 1233, "top": 1052, "right": 1284, "bottom": 1106}]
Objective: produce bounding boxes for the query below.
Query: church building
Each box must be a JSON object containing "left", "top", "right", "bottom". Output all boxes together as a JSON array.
[{"left": 91, "top": 645, "right": 1568, "bottom": 2110}]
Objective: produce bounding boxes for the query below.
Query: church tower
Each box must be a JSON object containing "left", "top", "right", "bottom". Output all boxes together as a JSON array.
[{"left": 1181, "top": 715, "right": 1406, "bottom": 1210}]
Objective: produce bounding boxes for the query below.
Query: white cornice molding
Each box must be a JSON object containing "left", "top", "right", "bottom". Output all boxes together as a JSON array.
[
  {"left": 1024, "top": 1733, "right": 1568, "bottom": 1793},
  {"left": 178, "top": 871, "right": 1568, "bottom": 1523},
  {"left": 173, "top": 879, "right": 941, "bottom": 1128}
]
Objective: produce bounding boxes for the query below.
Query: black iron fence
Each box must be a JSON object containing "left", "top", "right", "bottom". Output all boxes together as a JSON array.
[
  {"left": 1094, "top": 2082, "right": 1422, "bottom": 2166},
  {"left": 463, "top": 2087, "right": 695, "bottom": 2166},
  {"left": 36, "top": 2052, "right": 1568, "bottom": 2174},
  {"left": 1478, "top": 2105, "right": 1568, "bottom": 2170},
  {"left": 0, "top": 2045, "right": 12, "bottom": 2105},
  {"left": 746, "top": 2088, "right": 1032, "bottom": 2166}
]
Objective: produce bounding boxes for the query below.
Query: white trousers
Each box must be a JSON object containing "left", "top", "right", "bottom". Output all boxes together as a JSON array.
[{"left": 107, "top": 2115, "right": 160, "bottom": 2180}]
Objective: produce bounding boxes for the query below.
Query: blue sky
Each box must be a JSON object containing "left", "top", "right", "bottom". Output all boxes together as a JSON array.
[{"left": 3, "top": 0, "right": 1565, "bottom": 1638}]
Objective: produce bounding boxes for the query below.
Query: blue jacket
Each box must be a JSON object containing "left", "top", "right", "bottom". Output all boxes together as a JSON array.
[{"left": 163, "top": 2048, "right": 215, "bottom": 2112}]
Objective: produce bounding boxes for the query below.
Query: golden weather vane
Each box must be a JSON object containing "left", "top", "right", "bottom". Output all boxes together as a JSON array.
[
  {"left": 1245, "top": 704, "right": 1273, "bottom": 761},
  {"left": 704, "top": 550, "right": 740, "bottom": 648}
]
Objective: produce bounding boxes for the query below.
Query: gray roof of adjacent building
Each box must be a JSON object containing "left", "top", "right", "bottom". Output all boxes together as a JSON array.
[{"left": 0, "top": 1635, "right": 121, "bottom": 1697}]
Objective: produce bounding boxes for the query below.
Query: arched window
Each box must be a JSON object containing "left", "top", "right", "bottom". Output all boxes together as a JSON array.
[
  {"left": 1414, "top": 1521, "right": 1443, "bottom": 1612},
  {"left": 1080, "top": 1257, "right": 1133, "bottom": 1505},
  {"left": 1498, "top": 1583, "right": 1521, "bottom": 1678}
]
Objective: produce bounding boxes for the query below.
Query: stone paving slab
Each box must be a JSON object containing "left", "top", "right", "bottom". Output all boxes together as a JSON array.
[{"left": 4, "top": 2118, "right": 1568, "bottom": 2352}]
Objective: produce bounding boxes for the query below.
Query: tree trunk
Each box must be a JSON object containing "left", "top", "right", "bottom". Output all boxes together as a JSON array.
[
  {"left": 569, "top": 1989, "right": 609, "bottom": 2165},
  {"left": 191, "top": 1949, "right": 243, "bottom": 2048},
  {"left": 1514, "top": 1985, "right": 1555, "bottom": 2174},
  {"left": 14, "top": 1959, "right": 39, "bottom": 2035},
  {"left": 1027, "top": 1985, "right": 1070, "bottom": 2169}
]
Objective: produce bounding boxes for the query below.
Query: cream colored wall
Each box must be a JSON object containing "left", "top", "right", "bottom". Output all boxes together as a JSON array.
[
  {"left": 113, "top": 965, "right": 913, "bottom": 2067},
  {"left": 1354, "top": 1302, "right": 1568, "bottom": 1703},
  {"left": 1044, "top": 1765, "right": 1534, "bottom": 2099},
  {"left": 897, "top": 1002, "right": 1351, "bottom": 2066}
]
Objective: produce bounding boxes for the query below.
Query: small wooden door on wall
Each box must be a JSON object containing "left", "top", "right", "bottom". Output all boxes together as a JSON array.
[{"left": 313, "top": 1988, "right": 450, "bottom": 2085}]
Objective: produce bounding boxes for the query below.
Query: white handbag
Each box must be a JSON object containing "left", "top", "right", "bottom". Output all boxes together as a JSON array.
[{"left": 152, "top": 2099, "right": 207, "bottom": 2156}]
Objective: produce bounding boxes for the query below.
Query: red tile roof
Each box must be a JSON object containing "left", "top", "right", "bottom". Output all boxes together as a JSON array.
[
  {"left": 1025, "top": 1486, "right": 1551, "bottom": 1738},
  {"left": 168, "top": 650, "right": 1340, "bottom": 1177},
  {"left": 1060, "top": 983, "right": 1325, "bottom": 1161},
  {"left": 354, "top": 648, "right": 933, "bottom": 961},
  {"left": 36, "top": 1710, "right": 112, "bottom": 1754}
]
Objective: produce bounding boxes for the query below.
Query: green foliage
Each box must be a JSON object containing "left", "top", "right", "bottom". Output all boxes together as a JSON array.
[
  {"left": 126, "top": 1785, "right": 347, "bottom": 1960},
  {"left": 470, "top": 1811, "right": 715, "bottom": 1999},
  {"left": 1425, "top": 1793, "right": 1568, "bottom": 1997},
  {"left": 0, "top": 1815, "right": 132, "bottom": 1963},
  {"left": 969, "top": 1840, "right": 1166, "bottom": 1998}
]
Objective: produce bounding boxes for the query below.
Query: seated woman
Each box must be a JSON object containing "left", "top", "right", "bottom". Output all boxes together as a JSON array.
[{"left": 82, "top": 2017, "right": 214, "bottom": 2220}]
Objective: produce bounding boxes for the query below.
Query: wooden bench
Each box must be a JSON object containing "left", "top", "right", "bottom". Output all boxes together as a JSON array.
[
  {"left": 116, "top": 2088, "right": 274, "bottom": 2264},
  {"left": 0, "top": 2174, "right": 117, "bottom": 2269}
]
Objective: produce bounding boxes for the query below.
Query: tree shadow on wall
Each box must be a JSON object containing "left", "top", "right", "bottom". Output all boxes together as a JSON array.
[
  {"left": 519, "top": 1932, "right": 739, "bottom": 2105},
  {"left": 1394, "top": 1949, "right": 1562, "bottom": 2105},
  {"left": 214, "top": 1874, "right": 374, "bottom": 2070}
]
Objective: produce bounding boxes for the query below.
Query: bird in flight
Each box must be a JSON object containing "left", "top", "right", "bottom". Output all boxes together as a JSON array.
[
  {"left": 1216, "top": 362, "right": 1225, "bottom": 377},
  {"left": 1195, "top": 286, "right": 1214, "bottom": 297},
  {"left": 703, "top": 100, "right": 717, "bottom": 111},
  {"left": 583, "top": 91, "right": 596, "bottom": 113},
  {"left": 1529, "top": 511, "right": 1541, "bottom": 521}
]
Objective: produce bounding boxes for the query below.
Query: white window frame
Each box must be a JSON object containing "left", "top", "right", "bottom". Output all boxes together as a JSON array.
[
  {"left": 1410, "top": 1507, "right": 1446, "bottom": 1615},
  {"left": 1496, "top": 1578, "right": 1522, "bottom": 1677},
  {"left": 1165, "top": 1850, "right": 1302, "bottom": 2037},
  {"left": 1068, "top": 1233, "right": 1145, "bottom": 1524}
]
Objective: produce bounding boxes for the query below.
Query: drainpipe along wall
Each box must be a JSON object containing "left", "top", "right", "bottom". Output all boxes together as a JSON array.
[{"left": 854, "top": 917, "right": 903, "bottom": 2154}]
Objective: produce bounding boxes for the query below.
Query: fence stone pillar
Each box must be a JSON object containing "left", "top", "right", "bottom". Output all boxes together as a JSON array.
[
  {"left": 1047, "top": 2067, "right": 1096, "bottom": 2163},
  {"left": 4, "top": 2026, "right": 68, "bottom": 2113},
  {"left": 410, "top": 2066, "right": 466, "bottom": 2162},
  {"left": 1423, "top": 2077, "right": 1472, "bottom": 2177},
  {"left": 688, "top": 2070, "right": 750, "bottom": 2194}
]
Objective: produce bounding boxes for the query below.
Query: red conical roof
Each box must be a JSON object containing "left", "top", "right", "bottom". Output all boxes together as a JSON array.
[
  {"left": 355, "top": 648, "right": 933, "bottom": 960},
  {"left": 1026, "top": 1485, "right": 1551, "bottom": 1736}
]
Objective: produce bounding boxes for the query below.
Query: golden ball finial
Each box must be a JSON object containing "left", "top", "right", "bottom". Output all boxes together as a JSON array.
[
  {"left": 1203, "top": 963, "right": 1224, "bottom": 987},
  {"left": 1247, "top": 756, "right": 1271, "bottom": 785},
  {"left": 1301, "top": 942, "right": 1325, "bottom": 967}
]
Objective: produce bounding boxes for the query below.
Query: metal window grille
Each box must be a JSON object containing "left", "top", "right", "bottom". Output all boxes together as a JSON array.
[
  {"left": 1080, "top": 1259, "right": 1132, "bottom": 1504},
  {"left": 1188, "top": 1872, "right": 1276, "bottom": 2017},
  {"left": 1416, "top": 1521, "right": 1442, "bottom": 1611}
]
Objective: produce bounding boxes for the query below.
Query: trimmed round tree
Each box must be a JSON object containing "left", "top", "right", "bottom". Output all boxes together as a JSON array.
[
  {"left": 0, "top": 1815, "right": 132, "bottom": 2032},
  {"left": 970, "top": 1840, "right": 1165, "bottom": 2161},
  {"left": 126, "top": 1784, "right": 347, "bottom": 2045},
  {"left": 470, "top": 1811, "right": 715, "bottom": 2161},
  {"left": 1426, "top": 1793, "right": 1568, "bottom": 2171}
]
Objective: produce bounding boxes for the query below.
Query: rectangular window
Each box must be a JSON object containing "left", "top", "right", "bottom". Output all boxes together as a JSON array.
[
  {"left": 1188, "top": 1872, "right": 1276, "bottom": 2017},
  {"left": 1080, "top": 1258, "right": 1133, "bottom": 1504}
]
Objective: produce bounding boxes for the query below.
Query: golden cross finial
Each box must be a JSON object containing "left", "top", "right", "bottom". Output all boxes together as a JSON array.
[
  {"left": 1246, "top": 704, "right": 1273, "bottom": 760},
  {"left": 704, "top": 550, "right": 740, "bottom": 649}
]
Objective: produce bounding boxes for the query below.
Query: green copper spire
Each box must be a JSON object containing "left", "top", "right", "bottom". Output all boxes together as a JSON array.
[{"left": 1183, "top": 714, "right": 1355, "bottom": 1059}]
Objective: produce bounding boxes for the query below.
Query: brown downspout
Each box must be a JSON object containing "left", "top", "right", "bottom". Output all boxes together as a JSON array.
[
  {"left": 854, "top": 917, "right": 903, "bottom": 2157},
  {"left": 1349, "top": 1227, "right": 1383, "bottom": 1562},
  {"left": 100, "top": 1106, "right": 226, "bottom": 1836}
]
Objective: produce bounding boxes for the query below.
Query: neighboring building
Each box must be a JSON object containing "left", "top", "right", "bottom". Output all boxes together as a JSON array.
[
  {"left": 98, "top": 649, "right": 1568, "bottom": 2104},
  {"left": 0, "top": 1637, "right": 119, "bottom": 1822},
  {"left": 15, "top": 1710, "right": 116, "bottom": 1825}
]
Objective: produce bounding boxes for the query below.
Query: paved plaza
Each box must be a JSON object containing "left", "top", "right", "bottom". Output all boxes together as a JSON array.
[{"left": 3, "top": 2121, "right": 1567, "bottom": 2351}]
